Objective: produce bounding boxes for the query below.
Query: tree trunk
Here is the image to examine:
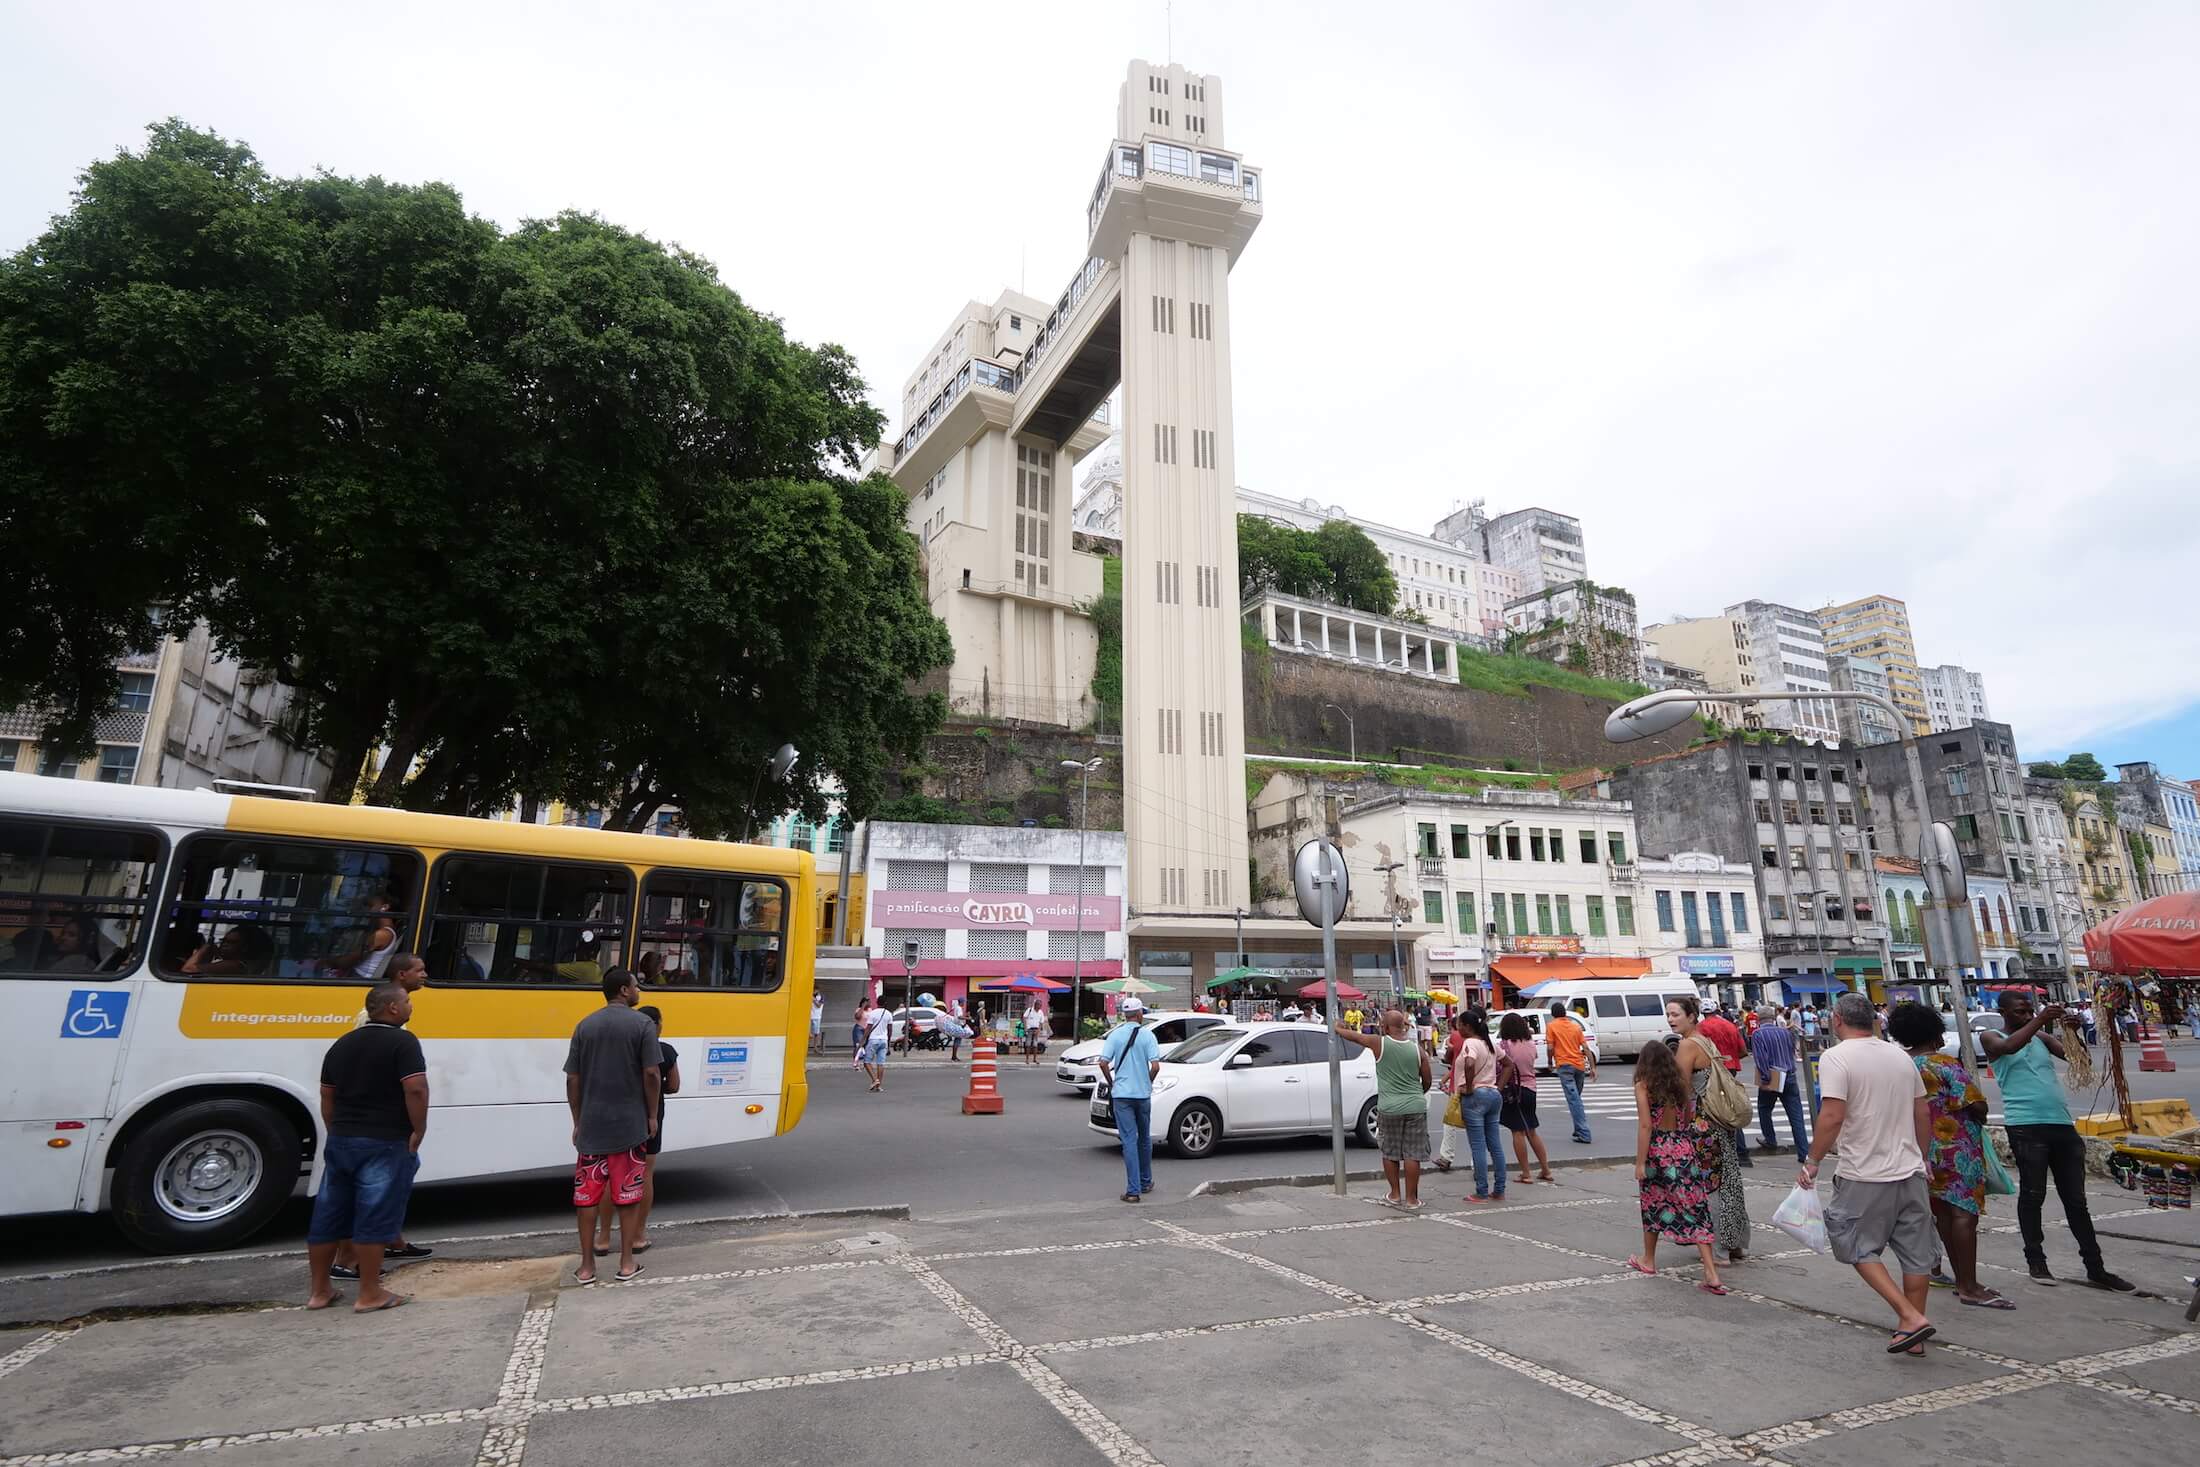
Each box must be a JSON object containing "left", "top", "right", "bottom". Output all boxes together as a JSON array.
[
  {"left": 366, "top": 695, "right": 443, "bottom": 807},
  {"left": 319, "top": 726, "right": 375, "bottom": 805},
  {"left": 607, "top": 786, "right": 662, "bottom": 833}
]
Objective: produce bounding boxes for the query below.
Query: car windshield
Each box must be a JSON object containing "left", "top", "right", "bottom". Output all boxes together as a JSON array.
[{"left": 1164, "top": 1028, "right": 1245, "bottom": 1064}]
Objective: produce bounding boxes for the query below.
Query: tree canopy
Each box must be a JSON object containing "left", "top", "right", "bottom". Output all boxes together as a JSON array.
[
  {"left": 1235, "top": 515, "right": 1398, "bottom": 615},
  {"left": 2029, "top": 752, "right": 2108, "bottom": 783},
  {"left": 0, "top": 122, "right": 951, "bottom": 832}
]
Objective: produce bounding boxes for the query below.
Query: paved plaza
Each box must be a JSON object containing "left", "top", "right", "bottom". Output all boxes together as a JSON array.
[{"left": 1, "top": 1162, "right": 2194, "bottom": 1466}]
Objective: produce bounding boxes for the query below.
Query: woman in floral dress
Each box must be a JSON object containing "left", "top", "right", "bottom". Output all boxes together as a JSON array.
[
  {"left": 1888, "top": 1003, "right": 2013, "bottom": 1309},
  {"left": 1629, "top": 1035, "right": 1726, "bottom": 1294}
]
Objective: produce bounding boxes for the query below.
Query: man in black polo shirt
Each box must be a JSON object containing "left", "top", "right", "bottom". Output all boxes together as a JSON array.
[{"left": 306, "top": 980, "right": 428, "bottom": 1312}]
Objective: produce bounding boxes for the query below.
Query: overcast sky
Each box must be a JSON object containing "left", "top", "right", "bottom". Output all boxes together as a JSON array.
[{"left": 7, "top": 2, "right": 2195, "bottom": 776}]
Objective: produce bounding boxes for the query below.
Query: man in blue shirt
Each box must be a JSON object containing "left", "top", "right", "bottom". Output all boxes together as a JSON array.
[
  {"left": 1751, "top": 1004, "right": 1808, "bottom": 1157},
  {"left": 1981, "top": 991, "right": 2134, "bottom": 1291},
  {"left": 1097, "top": 998, "right": 1164, "bottom": 1203}
]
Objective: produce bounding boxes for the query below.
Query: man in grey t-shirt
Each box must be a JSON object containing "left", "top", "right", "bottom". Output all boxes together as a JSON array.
[{"left": 565, "top": 968, "right": 661, "bottom": 1285}]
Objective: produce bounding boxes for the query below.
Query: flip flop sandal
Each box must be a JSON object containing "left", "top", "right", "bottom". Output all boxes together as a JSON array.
[
  {"left": 357, "top": 1294, "right": 409, "bottom": 1313},
  {"left": 574, "top": 1272, "right": 599, "bottom": 1287},
  {"left": 1886, "top": 1325, "right": 1936, "bottom": 1354},
  {"left": 1959, "top": 1293, "right": 2017, "bottom": 1309},
  {"left": 1625, "top": 1256, "right": 1658, "bottom": 1276},
  {"left": 306, "top": 1294, "right": 345, "bottom": 1311},
  {"left": 631, "top": 1241, "right": 653, "bottom": 1254},
  {"left": 1697, "top": 1282, "right": 1730, "bottom": 1296},
  {"left": 615, "top": 1264, "right": 645, "bottom": 1282},
  {"left": 593, "top": 1246, "right": 611, "bottom": 1257}
]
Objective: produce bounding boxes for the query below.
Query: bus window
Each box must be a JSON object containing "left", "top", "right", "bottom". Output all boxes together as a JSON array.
[
  {"left": 425, "top": 857, "right": 631, "bottom": 985},
  {"left": 157, "top": 836, "right": 422, "bottom": 981},
  {"left": 638, "top": 871, "right": 787, "bottom": 991},
  {"left": 1, "top": 819, "right": 163, "bottom": 977}
]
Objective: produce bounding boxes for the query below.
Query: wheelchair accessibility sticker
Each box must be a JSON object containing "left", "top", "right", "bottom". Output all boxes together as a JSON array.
[{"left": 62, "top": 989, "right": 130, "bottom": 1038}]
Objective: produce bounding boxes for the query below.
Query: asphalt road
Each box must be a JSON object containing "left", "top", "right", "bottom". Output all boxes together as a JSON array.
[{"left": 4, "top": 1042, "right": 2194, "bottom": 1279}]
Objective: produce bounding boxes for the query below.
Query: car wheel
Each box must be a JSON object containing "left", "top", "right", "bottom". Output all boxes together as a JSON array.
[
  {"left": 1353, "top": 1097, "right": 1379, "bottom": 1148},
  {"left": 1170, "top": 1101, "right": 1221, "bottom": 1159},
  {"left": 112, "top": 1097, "right": 300, "bottom": 1254}
]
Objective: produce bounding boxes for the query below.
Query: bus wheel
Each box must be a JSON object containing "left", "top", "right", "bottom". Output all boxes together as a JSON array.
[{"left": 113, "top": 1099, "right": 298, "bottom": 1254}]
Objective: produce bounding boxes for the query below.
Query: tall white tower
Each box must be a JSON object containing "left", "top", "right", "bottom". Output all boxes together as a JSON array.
[{"left": 1098, "top": 62, "right": 1262, "bottom": 915}]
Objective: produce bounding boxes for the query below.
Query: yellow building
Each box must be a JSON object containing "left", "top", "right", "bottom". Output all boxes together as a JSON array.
[{"left": 1818, "top": 594, "right": 1928, "bottom": 733}]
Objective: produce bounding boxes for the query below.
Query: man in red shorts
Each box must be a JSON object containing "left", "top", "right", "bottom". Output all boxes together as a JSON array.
[{"left": 565, "top": 968, "right": 661, "bottom": 1284}]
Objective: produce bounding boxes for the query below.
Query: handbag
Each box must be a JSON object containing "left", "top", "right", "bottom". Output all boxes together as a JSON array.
[
  {"left": 1443, "top": 1092, "right": 1464, "bottom": 1129},
  {"left": 1691, "top": 1035, "right": 1753, "bottom": 1130},
  {"left": 1984, "top": 1136, "right": 2017, "bottom": 1196}
]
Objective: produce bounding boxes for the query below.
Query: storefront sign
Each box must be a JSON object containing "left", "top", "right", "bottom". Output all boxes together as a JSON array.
[
  {"left": 1680, "top": 955, "right": 1736, "bottom": 975},
  {"left": 1505, "top": 935, "right": 1584, "bottom": 955},
  {"left": 1427, "top": 946, "right": 1485, "bottom": 964},
  {"left": 870, "top": 890, "right": 1121, "bottom": 931}
]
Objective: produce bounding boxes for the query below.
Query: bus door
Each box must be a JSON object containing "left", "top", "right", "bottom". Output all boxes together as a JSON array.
[{"left": 0, "top": 818, "right": 164, "bottom": 1214}]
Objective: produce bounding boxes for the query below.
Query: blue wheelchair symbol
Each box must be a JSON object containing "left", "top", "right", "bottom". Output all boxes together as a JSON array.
[{"left": 61, "top": 990, "right": 129, "bottom": 1039}]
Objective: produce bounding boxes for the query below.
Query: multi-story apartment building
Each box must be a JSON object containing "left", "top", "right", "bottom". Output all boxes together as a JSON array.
[
  {"left": 1334, "top": 787, "right": 1650, "bottom": 1002},
  {"left": 1235, "top": 487, "right": 1485, "bottom": 641},
  {"left": 1604, "top": 737, "right": 1894, "bottom": 1005},
  {"left": 2022, "top": 776, "right": 2083, "bottom": 978},
  {"left": 1919, "top": 663, "right": 1991, "bottom": 732},
  {"left": 1818, "top": 594, "right": 1928, "bottom": 732},
  {"left": 2059, "top": 786, "right": 2138, "bottom": 931},
  {"left": 1639, "top": 653, "right": 1744, "bottom": 732},
  {"left": 1875, "top": 858, "right": 2029, "bottom": 994},
  {"left": 1640, "top": 615, "right": 1761, "bottom": 726},
  {"left": 1634, "top": 851, "right": 1768, "bottom": 1007},
  {"left": 1, "top": 623, "right": 336, "bottom": 794},
  {"left": 1727, "top": 601, "right": 1840, "bottom": 744},
  {"left": 2114, "top": 761, "right": 2200, "bottom": 887},
  {"left": 1825, "top": 654, "right": 1904, "bottom": 747},
  {"left": 883, "top": 292, "right": 1113, "bottom": 728},
  {"left": 1478, "top": 507, "right": 1587, "bottom": 593},
  {"left": 1859, "top": 721, "right": 2064, "bottom": 990},
  {"left": 1502, "top": 581, "right": 1644, "bottom": 681}
]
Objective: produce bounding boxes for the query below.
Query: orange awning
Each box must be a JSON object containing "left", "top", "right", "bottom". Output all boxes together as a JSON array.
[{"left": 1490, "top": 956, "right": 1653, "bottom": 984}]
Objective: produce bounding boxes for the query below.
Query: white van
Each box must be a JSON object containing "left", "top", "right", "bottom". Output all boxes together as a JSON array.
[{"left": 1505, "top": 979, "right": 1701, "bottom": 1061}]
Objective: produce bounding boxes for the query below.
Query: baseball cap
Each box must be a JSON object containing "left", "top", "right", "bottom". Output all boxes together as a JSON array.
[{"left": 1120, "top": 997, "right": 1147, "bottom": 1015}]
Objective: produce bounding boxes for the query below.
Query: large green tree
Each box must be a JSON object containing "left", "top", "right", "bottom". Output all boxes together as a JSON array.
[
  {"left": 1234, "top": 515, "right": 1397, "bottom": 615},
  {"left": 0, "top": 122, "right": 950, "bottom": 832}
]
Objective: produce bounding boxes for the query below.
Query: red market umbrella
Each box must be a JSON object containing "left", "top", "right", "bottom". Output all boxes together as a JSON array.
[
  {"left": 976, "top": 974, "right": 1071, "bottom": 992},
  {"left": 2082, "top": 891, "right": 2200, "bottom": 976},
  {"left": 1296, "top": 978, "right": 1368, "bottom": 1002}
]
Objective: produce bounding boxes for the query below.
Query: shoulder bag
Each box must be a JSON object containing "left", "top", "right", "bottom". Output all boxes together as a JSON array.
[{"left": 1691, "top": 1034, "right": 1753, "bottom": 1130}]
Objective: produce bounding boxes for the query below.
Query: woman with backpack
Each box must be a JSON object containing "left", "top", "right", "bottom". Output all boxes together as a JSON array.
[
  {"left": 1630, "top": 1036, "right": 1727, "bottom": 1294},
  {"left": 1669, "top": 995, "right": 1751, "bottom": 1262}
]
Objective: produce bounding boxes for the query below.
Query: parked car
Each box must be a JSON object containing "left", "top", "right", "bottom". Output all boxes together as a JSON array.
[
  {"left": 1086, "top": 1023, "right": 1382, "bottom": 1159},
  {"left": 1056, "top": 1011, "right": 1231, "bottom": 1092},
  {"left": 888, "top": 1006, "right": 953, "bottom": 1045}
]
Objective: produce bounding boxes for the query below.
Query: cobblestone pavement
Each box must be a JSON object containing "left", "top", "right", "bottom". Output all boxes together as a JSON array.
[{"left": 2, "top": 1164, "right": 2193, "bottom": 1466}]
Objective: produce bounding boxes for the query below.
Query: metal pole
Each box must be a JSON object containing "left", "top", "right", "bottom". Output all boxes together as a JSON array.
[
  {"left": 1903, "top": 736, "right": 1978, "bottom": 1069},
  {"left": 1072, "top": 762, "right": 1088, "bottom": 1033},
  {"left": 1318, "top": 843, "right": 1348, "bottom": 1196}
]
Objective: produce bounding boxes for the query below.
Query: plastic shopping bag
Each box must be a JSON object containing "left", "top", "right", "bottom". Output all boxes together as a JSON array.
[{"left": 1771, "top": 1183, "right": 1830, "bottom": 1254}]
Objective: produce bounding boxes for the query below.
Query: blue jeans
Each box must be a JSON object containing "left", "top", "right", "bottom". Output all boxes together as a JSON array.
[
  {"left": 1556, "top": 1065, "right": 1591, "bottom": 1141},
  {"left": 1463, "top": 1088, "right": 1506, "bottom": 1197},
  {"left": 1757, "top": 1069, "right": 1808, "bottom": 1155},
  {"left": 307, "top": 1135, "right": 418, "bottom": 1245},
  {"left": 1111, "top": 1097, "right": 1154, "bottom": 1195}
]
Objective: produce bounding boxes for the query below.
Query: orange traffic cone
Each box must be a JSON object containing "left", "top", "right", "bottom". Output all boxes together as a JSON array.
[
  {"left": 962, "top": 1038, "right": 1005, "bottom": 1114},
  {"left": 2138, "top": 1022, "right": 2177, "bottom": 1073}
]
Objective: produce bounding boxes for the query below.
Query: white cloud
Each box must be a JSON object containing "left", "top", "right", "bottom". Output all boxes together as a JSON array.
[{"left": 4, "top": 2, "right": 2195, "bottom": 751}]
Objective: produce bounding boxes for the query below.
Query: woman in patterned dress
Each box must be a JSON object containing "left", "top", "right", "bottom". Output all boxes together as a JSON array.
[
  {"left": 1888, "top": 1003, "right": 2014, "bottom": 1310},
  {"left": 1629, "top": 1036, "right": 1727, "bottom": 1294},
  {"left": 1668, "top": 996, "right": 1750, "bottom": 1262}
]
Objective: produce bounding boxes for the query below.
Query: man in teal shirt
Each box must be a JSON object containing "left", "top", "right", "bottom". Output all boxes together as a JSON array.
[
  {"left": 1981, "top": 991, "right": 2133, "bottom": 1291},
  {"left": 1097, "top": 999, "right": 1163, "bottom": 1203}
]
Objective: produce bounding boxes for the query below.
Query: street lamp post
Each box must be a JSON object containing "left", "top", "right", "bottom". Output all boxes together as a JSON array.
[
  {"left": 1321, "top": 702, "right": 1356, "bottom": 763},
  {"left": 1375, "top": 859, "right": 1405, "bottom": 1004},
  {"left": 1060, "top": 757, "right": 1104, "bottom": 1034},
  {"left": 1233, "top": 905, "right": 1247, "bottom": 968},
  {"left": 1479, "top": 820, "right": 1514, "bottom": 1007},
  {"left": 1605, "top": 687, "right": 1979, "bottom": 1066}
]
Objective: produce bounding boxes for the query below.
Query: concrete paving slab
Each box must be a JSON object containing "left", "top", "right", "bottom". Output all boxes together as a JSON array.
[
  {"left": 173, "top": 1420, "right": 487, "bottom": 1467},
  {"left": 927, "top": 1234, "right": 1330, "bottom": 1345},
  {"left": 1240, "top": 1215, "right": 1612, "bottom": 1299},
  {"left": 0, "top": 1295, "right": 522, "bottom": 1456},
  {"left": 2100, "top": 1343, "right": 2200, "bottom": 1398},
  {"left": 538, "top": 1261, "right": 983, "bottom": 1397},
  {"left": 1418, "top": 1281, "right": 2005, "bottom": 1435},
  {"left": 523, "top": 1362, "right": 1107, "bottom": 1467},
  {"left": 1047, "top": 1309, "right": 1699, "bottom": 1467},
  {"left": 1774, "top": 1380, "right": 2186, "bottom": 1466}
]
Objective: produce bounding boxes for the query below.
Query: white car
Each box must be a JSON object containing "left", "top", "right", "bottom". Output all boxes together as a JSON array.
[
  {"left": 1056, "top": 1011, "right": 1231, "bottom": 1092},
  {"left": 1085, "top": 1022, "right": 1383, "bottom": 1159}
]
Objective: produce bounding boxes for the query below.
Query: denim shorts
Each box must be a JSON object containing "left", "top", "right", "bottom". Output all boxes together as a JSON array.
[
  {"left": 864, "top": 1038, "right": 889, "bottom": 1064},
  {"left": 307, "top": 1134, "right": 419, "bottom": 1245}
]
